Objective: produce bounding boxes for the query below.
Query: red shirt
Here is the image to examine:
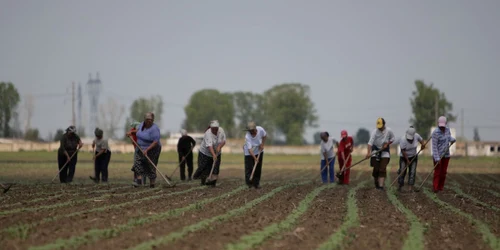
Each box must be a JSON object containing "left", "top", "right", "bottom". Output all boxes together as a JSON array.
[
  {"left": 129, "top": 128, "right": 138, "bottom": 148},
  {"left": 338, "top": 136, "right": 354, "bottom": 158}
]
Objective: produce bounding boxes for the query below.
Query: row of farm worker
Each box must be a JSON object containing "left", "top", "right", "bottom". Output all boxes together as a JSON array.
[{"left": 48, "top": 113, "right": 455, "bottom": 193}]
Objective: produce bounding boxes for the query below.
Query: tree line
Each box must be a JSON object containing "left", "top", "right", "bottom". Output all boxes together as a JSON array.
[{"left": 1, "top": 80, "right": 474, "bottom": 145}]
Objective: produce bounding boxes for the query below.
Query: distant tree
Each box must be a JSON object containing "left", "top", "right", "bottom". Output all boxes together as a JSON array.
[
  {"left": 0, "top": 82, "right": 21, "bottom": 137},
  {"left": 21, "top": 94, "right": 35, "bottom": 133},
  {"left": 10, "top": 106, "right": 23, "bottom": 138},
  {"left": 24, "top": 128, "right": 40, "bottom": 141},
  {"left": 99, "top": 98, "right": 125, "bottom": 139},
  {"left": 261, "top": 83, "right": 318, "bottom": 145},
  {"left": 232, "top": 91, "right": 266, "bottom": 138},
  {"left": 77, "top": 127, "right": 86, "bottom": 138},
  {"left": 53, "top": 129, "right": 65, "bottom": 142},
  {"left": 123, "top": 95, "right": 164, "bottom": 139},
  {"left": 473, "top": 127, "right": 480, "bottom": 142},
  {"left": 354, "top": 128, "right": 370, "bottom": 145},
  {"left": 409, "top": 80, "right": 456, "bottom": 139},
  {"left": 184, "top": 89, "right": 235, "bottom": 136},
  {"left": 313, "top": 131, "right": 322, "bottom": 144}
]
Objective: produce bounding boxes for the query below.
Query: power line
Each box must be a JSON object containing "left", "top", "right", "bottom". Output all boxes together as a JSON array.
[{"left": 30, "top": 93, "right": 70, "bottom": 99}]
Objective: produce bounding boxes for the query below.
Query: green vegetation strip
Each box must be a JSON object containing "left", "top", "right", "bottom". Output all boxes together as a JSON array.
[
  {"left": 29, "top": 184, "right": 252, "bottom": 250},
  {"left": 385, "top": 172, "right": 424, "bottom": 250},
  {"left": 0, "top": 185, "right": 156, "bottom": 215},
  {"left": 127, "top": 181, "right": 310, "bottom": 250},
  {"left": 225, "top": 171, "right": 364, "bottom": 250},
  {"left": 225, "top": 183, "right": 337, "bottom": 250},
  {"left": 4, "top": 186, "right": 206, "bottom": 240},
  {"left": 316, "top": 180, "right": 368, "bottom": 250},
  {"left": 423, "top": 188, "right": 500, "bottom": 250},
  {"left": 448, "top": 180, "right": 500, "bottom": 212}
]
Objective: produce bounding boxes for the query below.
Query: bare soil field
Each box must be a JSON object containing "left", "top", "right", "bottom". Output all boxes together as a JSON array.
[{"left": 0, "top": 152, "right": 499, "bottom": 250}]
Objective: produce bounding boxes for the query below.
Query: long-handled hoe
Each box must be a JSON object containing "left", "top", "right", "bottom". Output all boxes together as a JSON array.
[
  {"left": 205, "top": 153, "right": 220, "bottom": 186},
  {"left": 249, "top": 153, "right": 261, "bottom": 182},
  {"left": 314, "top": 157, "right": 333, "bottom": 184},
  {"left": 335, "top": 153, "right": 352, "bottom": 181},
  {"left": 51, "top": 149, "right": 80, "bottom": 183},
  {"left": 129, "top": 137, "right": 176, "bottom": 188},
  {"left": 1, "top": 183, "right": 13, "bottom": 194},
  {"left": 414, "top": 143, "right": 452, "bottom": 192},
  {"left": 167, "top": 146, "right": 194, "bottom": 181},
  {"left": 338, "top": 149, "right": 382, "bottom": 175},
  {"left": 390, "top": 138, "right": 431, "bottom": 188}
]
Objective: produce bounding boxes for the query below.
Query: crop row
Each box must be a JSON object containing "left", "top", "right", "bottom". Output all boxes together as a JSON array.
[{"left": 416, "top": 174, "right": 500, "bottom": 249}]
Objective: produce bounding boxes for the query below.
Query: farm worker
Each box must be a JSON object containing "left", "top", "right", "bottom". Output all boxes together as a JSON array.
[
  {"left": 243, "top": 121, "right": 267, "bottom": 189},
  {"left": 89, "top": 128, "right": 112, "bottom": 184},
  {"left": 397, "top": 126, "right": 425, "bottom": 192},
  {"left": 337, "top": 130, "right": 354, "bottom": 184},
  {"left": 213, "top": 121, "right": 227, "bottom": 183},
  {"left": 177, "top": 129, "right": 196, "bottom": 181},
  {"left": 193, "top": 120, "right": 223, "bottom": 187},
  {"left": 431, "top": 116, "right": 456, "bottom": 193},
  {"left": 128, "top": 121, "right": 147, "bottom": 185},
  {"left": 366, "top": 118, "right": 395, "bottom": 190},
  {"left": 319, "top": 131, "right": 336, "bottom": 183},
  {"left": 130, "top": 112, "right": 162, "bottom": 188},
  {"left": 57, "top": 126, "right": 83, "bottom": 183}
]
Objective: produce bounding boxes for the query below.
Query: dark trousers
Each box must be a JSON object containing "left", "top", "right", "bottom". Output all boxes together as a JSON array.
[
  {"left": 398, "top": 156, "right": 417, "bottom": 187},
  {"left": 244, "top": 153, "right": 264, "bottom": 187},
  {"left": 57, "top": 153, "right": 78, "bottom": 183},
  {"left": 95, "top": 151, "right": 112, "bottom": 182},
  {"left": 179, "top": 152, "right": 194, "bottom": 180}
]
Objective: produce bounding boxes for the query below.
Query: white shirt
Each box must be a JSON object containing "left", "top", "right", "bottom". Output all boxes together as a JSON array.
[
  {"left": 243, "top": 126, "right": 267, "bottom": 156},
  {"left": 93, "top": 138, "right": 109, "bottom": 152},
  {"left": 320, "top": 137, "right": 335, "bottom": 160},
  {"left": 368, "top": 127, "right": 395, "bottom": 158},
  {"left": 399, "top": 133, "right": 423, "bottom": 158},
  {"left": 199, "top": 129, "right": 219, "bottom": 157}
]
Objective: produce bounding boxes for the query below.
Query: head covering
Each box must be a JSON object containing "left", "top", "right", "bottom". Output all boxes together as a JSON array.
[
  {"left": 210, "top": 120, "right": 219, "bottom": 128},
  {"left": 321, "top": 131, "right": 329, "bottom": 137},
  {"left": 406, "top": 127, "right": 416, "bottom": 140},
  {"left": 66, "top": 126, "right": 76, "bottom": 133},
  {"left": 94, "top": 127, "right": 104, "bottom": 137},
  {"left": 376, "top": 118, "right": 385, "bottom": 129},
  {"left": 144, "top": 112, "right": 154, "bottom": 120},
  {"left": 129, "top": 121, "right": 141, "bottom": 129},
  {"left": 247, "top": 121, "right": 256, "bottom": 130},
  {"left": 180, "top": 129, "right": 187, "bottom": 136},
  {"left": 341, "top": 130, "right": 348, "bottom": 138},
  {"left": 438, "top": 116, "right": 447, "bottom": 127}
]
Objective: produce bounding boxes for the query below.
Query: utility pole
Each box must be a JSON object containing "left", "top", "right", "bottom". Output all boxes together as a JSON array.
[
  {"left": 72, "top": 82, "right": 76, "bottom": 126},
  {"left": 461, "top": 108, "right": 464, "bottom": 138},
  {"left": 462, "top": 108, "right": 467, "bottom": 157}
]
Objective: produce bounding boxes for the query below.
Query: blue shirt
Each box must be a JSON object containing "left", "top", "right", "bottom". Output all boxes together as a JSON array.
[
  {"left": 431, "top": 127, "right": 456, "bottom": 161},
  {"left": 136, "top": 122, "right": 162, "bottom": 150}
]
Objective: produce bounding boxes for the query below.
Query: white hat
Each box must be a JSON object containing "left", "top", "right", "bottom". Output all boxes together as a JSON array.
[
  {"left": 180, "top": 129, "right": 187, "bottom": 136},
  {"left": 438, "top": 116, "right": 447, "bottom": 127},
  {"left": 210, "top": 120, "right": 219, "bottom": 128},
  {"left": 406, "top": 127, "right": 416, "bottom": 140}
]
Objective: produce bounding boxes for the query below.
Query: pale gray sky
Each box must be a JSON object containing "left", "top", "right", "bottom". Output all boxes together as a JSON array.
[{"left": 1, "top": 0, "right": 499, "bottom": 142}]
